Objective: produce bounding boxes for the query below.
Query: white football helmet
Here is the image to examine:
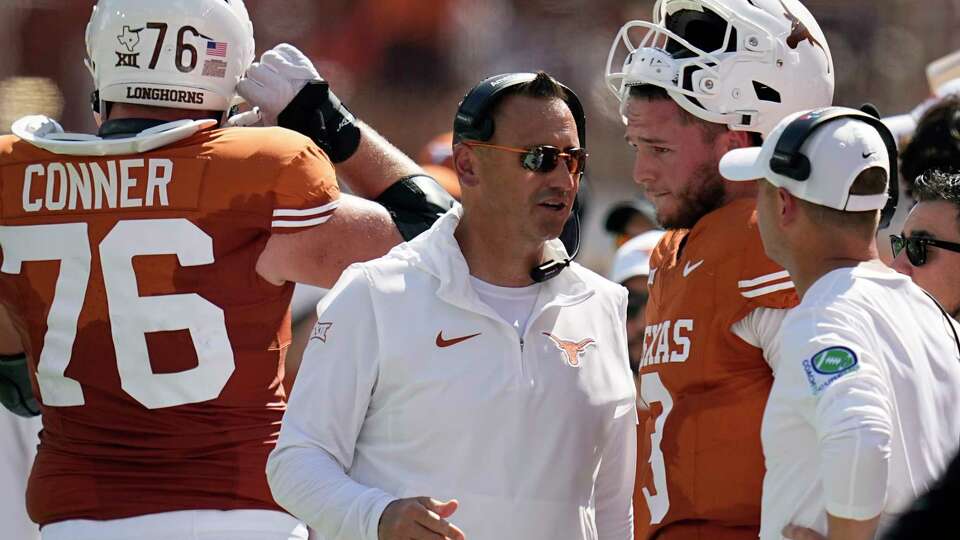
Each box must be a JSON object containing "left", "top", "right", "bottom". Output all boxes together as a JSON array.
[
  {"left": 85, "top": 0, "right": 255, "bottom": 123},
  {"left": 606, "top": 0, "right": 834, "bottom": 137}
]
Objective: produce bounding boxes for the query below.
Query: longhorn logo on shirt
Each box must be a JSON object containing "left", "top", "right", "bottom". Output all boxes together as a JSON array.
[{"left": 543, "top": 333, "right": 596, "bottom": 368}]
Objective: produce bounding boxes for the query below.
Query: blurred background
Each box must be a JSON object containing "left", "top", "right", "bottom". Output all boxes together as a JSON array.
[{"left": 1, "top": 0, "right": 958, "bottom": 271}]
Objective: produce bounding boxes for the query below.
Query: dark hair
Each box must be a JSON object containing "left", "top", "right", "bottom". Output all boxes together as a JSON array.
[
  {"left": 913, "top": 169, "right": 960, "bottom": 204},
  {"left": 913, "top": 170, "right": 960, "bottom": 233},
  {"left": 486, "top": 71, "right": 572, "bottom": 134},
  {"left": 901, "top": 96, "right": 960, "bottom": 194},
  {"left": 627, "top": 84, "right": 762, "bottom": 145}
]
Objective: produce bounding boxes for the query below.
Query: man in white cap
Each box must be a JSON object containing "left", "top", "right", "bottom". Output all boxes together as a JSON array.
[
  {"left": 719, "top": 107, "right": 960, "bottom": 540},
  {"left": 610, "top": 229, "right": 665, "bottom": 377}
]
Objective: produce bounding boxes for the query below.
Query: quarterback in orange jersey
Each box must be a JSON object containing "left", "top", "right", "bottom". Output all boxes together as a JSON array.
[
  {"left": 0, "top": 1, "right": 453, "bottom": 539},
  {"left": 605, "top": 0, "right": 834, "bottom": 538}
]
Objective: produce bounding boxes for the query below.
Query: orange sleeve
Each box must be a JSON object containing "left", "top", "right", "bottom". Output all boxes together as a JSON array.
[
  {"left": 270, "top": 144, "right": 341, "bottom": 235},
  {"left": 733, "top": 212, "right": 799, "bottom": 314}
]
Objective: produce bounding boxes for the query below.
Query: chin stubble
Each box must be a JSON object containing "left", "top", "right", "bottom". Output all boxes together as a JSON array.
[{"left": 659, "top": 163, "right": 727, "bottom": 230}]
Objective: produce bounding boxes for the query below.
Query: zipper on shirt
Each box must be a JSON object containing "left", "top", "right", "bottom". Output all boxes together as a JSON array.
[{"left": 518, "top": 337, "right": 527, "bottom": 380}]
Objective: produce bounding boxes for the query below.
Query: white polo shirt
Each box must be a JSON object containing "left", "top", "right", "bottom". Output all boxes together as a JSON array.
[
  {"left": 268, "top": 207, "right": 637, "bottom": 540},
  {"left": 760, "top": 261, "right": 960, "bottom": 539}
]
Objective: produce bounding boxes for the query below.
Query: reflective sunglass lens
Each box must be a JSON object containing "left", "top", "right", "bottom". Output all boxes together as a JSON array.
[
  {"left": 568, "top": 149, "right": 586, "bottom": 174},
  {"left": 539, "top": 148, "right": 560, "bottom": 172},
  {"left": 522, "top": 149, "right": 545, "bottom": 172},
  {"left": 520, "top": 146, "right": 586, "bottom": 174},
  {"left": 907, "top": 239, "right": 925, "bottom": 266},
  {"left": 890, "top": 235, "right": 904, "bottom": 257}
]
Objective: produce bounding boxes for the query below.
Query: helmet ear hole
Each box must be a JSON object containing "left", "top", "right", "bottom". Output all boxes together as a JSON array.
[
  {"left": 753, "top": 82, "right": 782, "bottom": 103},
  {"left": 665, "top": 6, "right": 728, "bottom": 56}
]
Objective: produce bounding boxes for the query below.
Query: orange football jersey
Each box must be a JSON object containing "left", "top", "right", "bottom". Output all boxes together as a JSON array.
[
  {"left": 0, "top": 126, "right": 339, "bottom": 525},
  {"left": 634, "top": 198, "right": 798, "bottom": 540}
]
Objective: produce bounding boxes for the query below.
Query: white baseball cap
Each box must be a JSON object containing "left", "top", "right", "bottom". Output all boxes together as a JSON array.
[
  {"left": 719, "top": 109, "right": 890, "bottom": 212},
  {"left": 610, "top": 229, "right": 665, "bottom": 284}
]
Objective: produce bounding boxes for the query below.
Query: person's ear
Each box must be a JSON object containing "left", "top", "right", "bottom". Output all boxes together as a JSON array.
[
  {"left": 713, "top": 129, "right": 753, "bottom": 161},
  {"left": 453, "top": 144, "right": 480, "bottom": 188},
  {"left": 778, "top": 187, "right": 800, "bottom": 227}
]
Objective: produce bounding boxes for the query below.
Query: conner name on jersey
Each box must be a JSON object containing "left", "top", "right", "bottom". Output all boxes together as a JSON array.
[
  {"left": 640, "top": 319, "right": 693, "bottom": 369},
  {"left": 22, "top": 158, "right": 172, "bottom": 212}
]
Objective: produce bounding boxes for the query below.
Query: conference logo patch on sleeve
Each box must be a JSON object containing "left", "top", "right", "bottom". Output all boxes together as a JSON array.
[
  {"left": 801, "top": 346, "right": 859, "bottom": 395},
  {"left": 310, "top": 322, "right": 333, "bottom": 343}
]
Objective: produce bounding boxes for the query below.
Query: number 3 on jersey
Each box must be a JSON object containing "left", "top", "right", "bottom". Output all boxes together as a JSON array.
[
  {"left": 0, "top": 219, "right": 235, "bottom": 409},
  {"left": 641, "top": 371, "right": 673, "bottom": 524}
]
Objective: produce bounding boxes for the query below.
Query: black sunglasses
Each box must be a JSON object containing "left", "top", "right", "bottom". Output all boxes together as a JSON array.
[
  {"left": 890, "top": 234, "right": 960, "bottom": 266},
  {"left": 462, "top": 141, "right": 588, "bottom": 175}
]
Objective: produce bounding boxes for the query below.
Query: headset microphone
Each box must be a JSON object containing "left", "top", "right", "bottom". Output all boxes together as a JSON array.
[{"left": 530, "top": 209, "right": 581, "bottom": 283}]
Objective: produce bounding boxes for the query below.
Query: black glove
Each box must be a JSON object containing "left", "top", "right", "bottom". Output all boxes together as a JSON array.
[
  {"left": 237, "top": 43, "right": 362, "bottom": 163},
  {"left": 0, "top": 354, "right": 40, "bottom": 418},
  {"left": 278, "top": 81, "right": 362, "bottom": 163}
]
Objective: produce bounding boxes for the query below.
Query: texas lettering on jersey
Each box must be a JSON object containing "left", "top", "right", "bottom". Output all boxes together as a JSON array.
[
  {"left": 634, "top": 199, "right": 799, "bottom": 539},
  {"left": 639, "top": 319, "right": 693, "bottom": 368}
]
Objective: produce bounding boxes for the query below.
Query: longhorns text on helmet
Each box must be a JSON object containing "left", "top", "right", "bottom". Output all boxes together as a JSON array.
[
  {"left": 85, "top": 0, "right": 256, "bottom": 125},
  {"left": 606, "top": 0, "right": 835, "bottom": 137}
]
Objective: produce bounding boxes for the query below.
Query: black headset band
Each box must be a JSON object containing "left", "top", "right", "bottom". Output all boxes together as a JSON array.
[
  {"left": 453, "top": 72, "right": 587, "bottom": 149},
  {"left": 770, "top": 106, "right": 899, "bottom": 228}
]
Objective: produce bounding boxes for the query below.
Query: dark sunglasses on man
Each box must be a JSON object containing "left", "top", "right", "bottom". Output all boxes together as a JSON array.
[
  {"left": 461, "top": 141, "right": 588, "bottom": 175},
  {"left": 890, "top": 234, "right": 960, "bottom": 267}
]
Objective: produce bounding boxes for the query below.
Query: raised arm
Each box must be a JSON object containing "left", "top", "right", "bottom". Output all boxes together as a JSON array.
[{"left": 238, "top": 44, "right": 455, "bottom": 241}]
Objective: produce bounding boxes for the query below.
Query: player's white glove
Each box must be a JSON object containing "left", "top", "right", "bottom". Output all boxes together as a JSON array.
[
  {"left": 225, "top": 107, "right": 262, "bottom": 127},
  {"left": 238, "top": 43, "right": 319, "bottom": 126},
  {"left": 237, "top": 43, "right": 361, "bottom": 163}
]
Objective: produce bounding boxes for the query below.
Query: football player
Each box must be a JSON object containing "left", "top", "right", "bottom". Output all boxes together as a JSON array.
[
  {"left": 0, "top": 0, "right": 452, "bottom": 538},
  {"left": 604, "top": 1, "right": 834, "bottom": 538}
]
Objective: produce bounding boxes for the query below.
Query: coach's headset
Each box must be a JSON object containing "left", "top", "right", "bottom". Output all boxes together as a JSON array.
[
  {"left": 453, "top": 72, "right": 587, "bottom": 283},
  {"left": 767, "top": 104, "right": 899, "bottom": 230}
]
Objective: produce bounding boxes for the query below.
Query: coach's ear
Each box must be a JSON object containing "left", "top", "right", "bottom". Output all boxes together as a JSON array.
[
  {"left": 777, "top": 187, "right": 801, "bottom": 227},
  {"left": 453, "top": 143, "right": 479, "bottom": 188}
]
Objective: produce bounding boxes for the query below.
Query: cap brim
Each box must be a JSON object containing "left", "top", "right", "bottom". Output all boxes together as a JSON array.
[
  {"left": 719, "top": 147, "right": 766, "bottom": 182},
  {"left": 612, "top": 263, "right": 650, "bottom": 284}
]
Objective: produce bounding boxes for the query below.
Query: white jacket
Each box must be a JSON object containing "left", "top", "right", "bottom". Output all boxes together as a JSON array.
[{"left": 268, "top": 207, "right": 637, "bottom": 540}]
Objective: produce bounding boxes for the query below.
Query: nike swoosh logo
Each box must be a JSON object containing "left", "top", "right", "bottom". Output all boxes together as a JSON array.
[
  {"left": 436, "top": 331, "right": 482, "bottom": 348},
  {"left": 683, "top": 260, "right": 704, "bottom": 277},
  {"left": 863, "top": 151, "right": 876, "bottom": 159}
]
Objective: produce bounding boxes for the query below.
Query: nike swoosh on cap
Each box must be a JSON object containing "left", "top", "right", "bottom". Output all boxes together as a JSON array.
[{"left": 436, "top": 331, "right": 482, "bottom": 348}]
